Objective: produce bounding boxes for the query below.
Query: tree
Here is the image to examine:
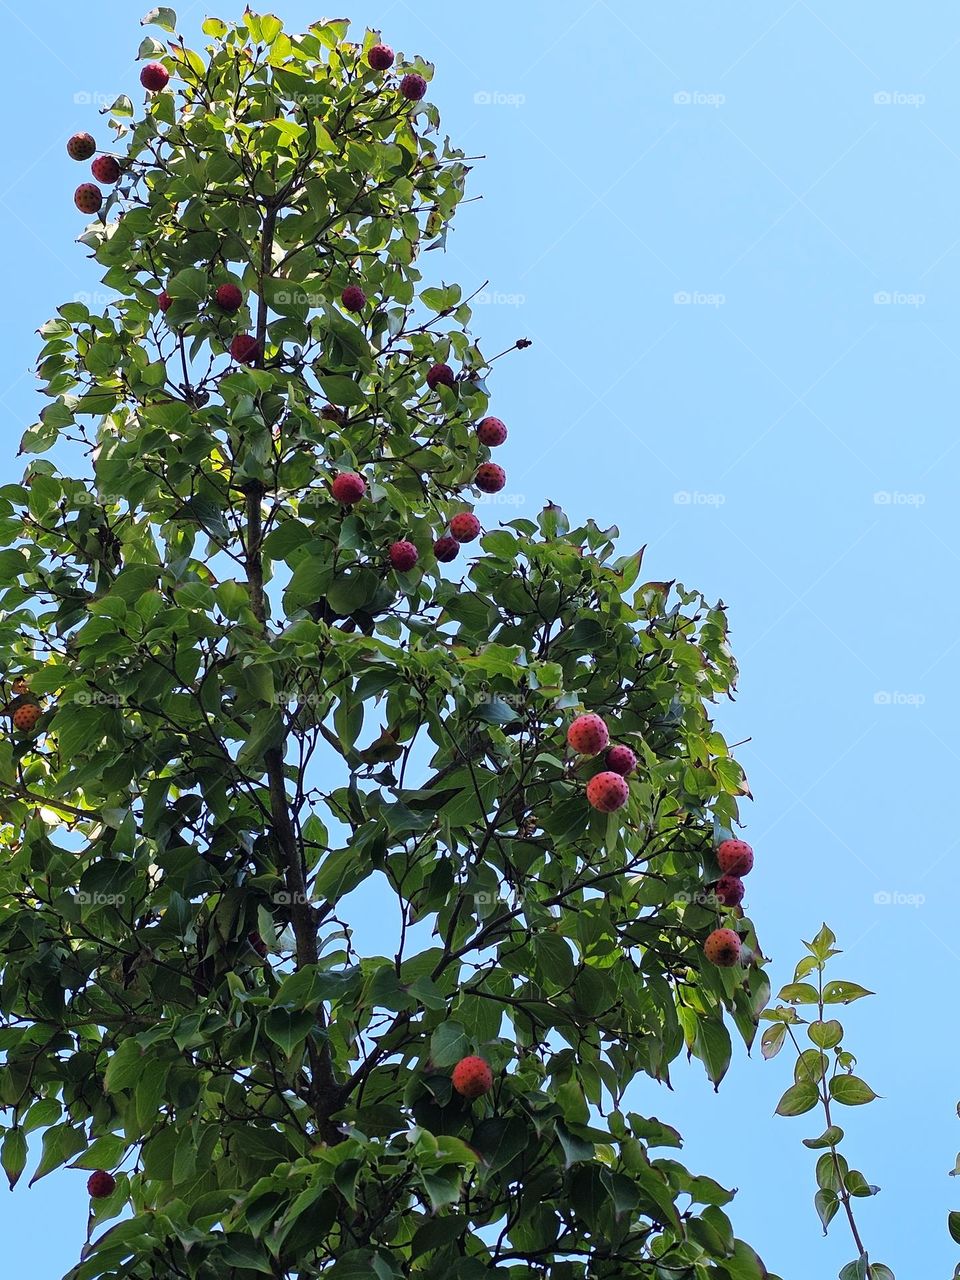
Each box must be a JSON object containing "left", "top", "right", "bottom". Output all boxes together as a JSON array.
[{"left": 0, "top": 11, "right": 776, "bottom": 1278}]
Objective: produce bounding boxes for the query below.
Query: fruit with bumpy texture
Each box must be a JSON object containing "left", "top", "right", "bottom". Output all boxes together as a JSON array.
[
  {"left": 91, "top": 155, "right": 121, "bottom": 184},
  {"left": 140, "top": 63, "right": 170, "bottom": 91},
  {"left": 87, "top": 1170, "right": 116, "bottom": 1199},
  {"left": 368, "top": 44, "right": 394, "bottom": 70},
  {"left": 341, "top": 284, "right": 366, "bottom": 312},
  {"left": 434, "top": 535, "right": 460, "bottom": 563},
  {"left": 704, "top": 927, "right": 742, "bottom": 967},
  {"left": 475, "top": 463, "right": 506, "bottom": 493},
  {"left": 450, "top": 512, "right": 481, "bottom": 543},
  {"left": 215, "top": 283, "right": 243, "bottom": 313},
  {"left": 230, "top": 334, "right": 261, "bottom": 365},
  {"left": 714, "top": 875, "right": 745, "bottom": 908},
  {"left": 605, "top": 744, "right": 637, "bottom": 775},
  {"left": 389, "top": 540, "right": 418, "bottom": 572},
  {"left": 426, "top": 362, "right": 455, "bottom": 391},
  {"left": 586, "top": 771, "right": 629, "bottom": 813},
  {"left": 158, "top": 290, "right": 172, "bottom": 312},
  {"left": 400, "top": 73, "right": 427, "bottom": 101},
  {"left": 451, "top": 1055, "right": 493, "bottom": 1099},
  {"left": 716, "top": 839, "right": 754, "bottom": 877},
  {"left": 331, "top": 472, "right": 366, "bottom": 505},
  {"left": 67, "top": 132, "right": 96, "bottom": 161},
  {"left": 74, "top": 184, "right": 103, "bottom": 214},
  {"left": 12, "top": 703, "right": 41, "bottom": 734},
  {"left": 477, "top": 416, "right": 508, "bottom": 447},
  {"left": 567, "top": 713, "right": 609, "bottom": 755}
]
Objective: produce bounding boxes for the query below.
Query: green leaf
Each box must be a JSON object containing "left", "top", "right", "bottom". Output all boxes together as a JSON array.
[
  {"left": 264, "top": 1008, "right": 316, "bottom": 1057},
  {"left": 1, "top": 1128, "right": 27, "bottom": 1189},
  {"left": 802, "top": 1125, "right": 844, "bottom": 1150},
  {"left": 822, "top": 981, "right": 873, "bottom": 1005},
  {"left": 949, "top": 1210, "right": 960, "bottom": 1244},
  {"left": 829, "top": 1076, "right": 878, "bottom": 1107},
  {"left": 808, "top": 1019, "right": 843, "bottom": 1049},
  {"left": 694, "top": 1017, "right": 732, "bottom": 1088},
  {"left": 775, "top": 1082, "right": 820, "bottom": 1117},
  {"left": 141, "top": 7, "right": 177, "bottom": 31},
  {"left": 429, "top": 1022, "right": 470, "bottom": 1069}
]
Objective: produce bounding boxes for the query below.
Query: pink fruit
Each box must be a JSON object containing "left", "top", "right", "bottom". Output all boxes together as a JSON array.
[
  {"left": 567, "top": 714, "right": 609, "bottom": 756},
  {"left": 427, "top": 362, "right": 455, "bottom": 391},
  {"left": 714, "top": 875, "right": 745, "bottom": 908},
  {"left": 157, "top": 290, "right": 172, "bottom": 312},
  {"left": 87, "top": 1170, "right": 116, "bottom": 1199},
  {"left": 331, "top": 472, "right": 366, "bottom": 505},
  {"left": 74, "top": 184, "right": 103, "bottom": 214},
  {"left": 474, "top": 463, "right": 506, "bottom": 493},
  {"left": 449, "top": 512, "right": 481, "bottom": 543},
  {"left": 477, "top": 416, "right": 508, "bottom": 447},
  {"left": 586, "top": 771, "right": 630, "bottom": 813},
  {"left": 341, "top": 284, "right": 366, "bottom": 312},
  {"left": 605, "top": 744, "right": 637, "bottom": 775},
  {"left": 400, "top": 73, "right": 428, "bottom": 101},
  {"left": 704, "top": 927, "right": 742, "bottom": 968},
  {"left": 230, "top": 334, "right": 261, "bottom": 365},
  {"left": 67, "top": 132, "right": 96, "bottom": 161},
  {"left": 368, "top": 44, "right": 395, "bottom": 70},
  {"left": 434, "top": 535, "right": 460, "bottom": 563},
  {"left": 451, "top": 1055, "right": 493, "bottom": 1099},
  {"left": 91, "top": 155, "right": 121, "bottom": 184},
  {"left": 141, "top": 63, "right": 170, "bottom": 91},
  {"left": 716, "top": 839, "right": 754, "bottom": 877},
  {"left": 215, "top": 283, "right": 244, "bottom": 313},
  {"left": 389, "top": 540, "right": 418, "bottom": 572}
]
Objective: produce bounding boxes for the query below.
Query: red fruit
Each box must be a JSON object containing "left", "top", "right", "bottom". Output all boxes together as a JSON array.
[
  {"left": 704, "top": 927, "right": 742, "bottom": 968},
  {"left": 477, "top": 416, "right": 508, "bottom": 447},
  {"left": 400, "top": 73, "right": 428, "bottom": 101},
  {"left": 605, "top": 744, "right": 637, "bottom": 775},
  {"left": 74, "top": 184, "right": 103, "bottom": 214},
  {"left": 427, "top": 362, "right": 455, "bottom": 391},
  {"left": 12, "top": 703, "right": 41, "bottom": 734},
  {"left": 716, "top": 839, "right": 754, "bottom": 877},
  {"left": 586, "top": 771, "right": 629, "bottom": 813},
  {"left": 368, "top": 43, "right": 395, "bottom": 70},
  {"left": 434, "top": 535, "right": 460, "bottom": 563},
  {"left": 451, "top": 1055, "right": 493, "bottom": 1099},
  {"left": 91, "top": 155, "right": 121, "bottom": 184},
  {"left": 567, "top": 713, "right": 609, "bottom": 756},
  {"left": 86, "top": 1170, "right": 116, "bottom": 1199},
  {"left": 449, "top": 512, "right": 481, "bottom": 543},
  {"left": 141, "top": 63, "right": 170, "bottom": 91},
  {"left": 230, "top": 334, "right": 261, "bottom": 365},
  {"left": 215, "top": 283, "right": 244, "bottom": 313},
  {"left": 331, "top": 472, "right": 366, "bottom": 505},
  {"left": 341, "top": 284, "right": 366, "bottom": 312},
  {"left": 157, "top": 290, "right": 172, "bottom": 312},
  {"left": 389, "top": 540, "right": 419, "bottom": 572},
  {"left": 714, "top": 875, "right": 745, "bottom": 908},
  {"left": 474, "top": 464, "right": 506, "bottom": 494},
  {"left": 67, "top": 132, "right": 96, "bottom": 161}
]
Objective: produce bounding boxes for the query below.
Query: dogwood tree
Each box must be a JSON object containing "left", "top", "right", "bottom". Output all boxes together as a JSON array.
[{"left": 0, "top": 11, "right": 776, "bottom": 1278}]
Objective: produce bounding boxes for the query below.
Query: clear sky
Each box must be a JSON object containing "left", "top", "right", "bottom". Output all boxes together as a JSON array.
[{"left": 1, "top": 1, "right": 957, "bottom": 1274}]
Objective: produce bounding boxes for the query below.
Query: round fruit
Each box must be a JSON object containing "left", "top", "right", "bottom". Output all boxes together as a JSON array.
[
  {"left": 434, "top": 535, "right": 460, "bottom": 563},
  {"left": 716, "top": 839, "right": 754, "bottom": 877},
  {"left": 67, "top": 132, "right": 96, "bottom": 161},
  {"left": 451, "top": 1055, "right": 493, "bottom": 1099},
  {"left": 91, "top": 155, "right": 121, "bottom": 184},
  {"left": 400, "top": 73, "right": 428, "bottom": 101},
  {"left": 449, "top": 512, "right": 481, "bottom": 543},
  {"left": 158, "top": 290, "right": 172, "bottom": 312},
  {"left": 567, "top": 713, "right": 609, "bottom": 756},
  {"left": 87, "top": 1170, "right": 116, "bottom": 1199},
  {"left": 477, "top": 416, "right": 508, "bottom": 447},
  {"left": 427, "top": 362, "right": 455, "bottom": 391},
  {"left": 586, "top": 771, "right": 629, "bottom": 813},
  {"left": 74, "top": 184, "right": 103, "bottom": 214},
  {"left": 704, "top": 927, "right": 742, "bottom": 968},
  {"left": 12, "top": 703, "right": 41, "bottom": 734},
  {"left": 605, "top": 744, "right": 637, "bottom": 775},
  {"left": 331, "top": 472, "right": 367, "bottom": 505},
  {"left": 342, "top": 284, "right": 366, "bottom": 312},
  {"left": 389, "top": 540, "right": 419, "bottom": 572},
  {"left": 230, "top": 334, "right": 261, "bottom": 365},
  {"left": 141, "top": 63, "right": 170, "bottom": 91},
  {"left": 368, "top": 43, "right": 395, "bottom": 70},
  {"left": 474, "top": 463, "right": 506, "bottom": 494},
  {"left": 215, "top": 283, "right": 244, "bottom": 313},
  {"left": 714, "top": 875, "right": 745, "bottom": 908}
]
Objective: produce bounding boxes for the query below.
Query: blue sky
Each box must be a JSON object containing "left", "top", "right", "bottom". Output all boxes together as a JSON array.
[{"left": 2, "top": 1, "right": 958, "bottom": 1274}]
